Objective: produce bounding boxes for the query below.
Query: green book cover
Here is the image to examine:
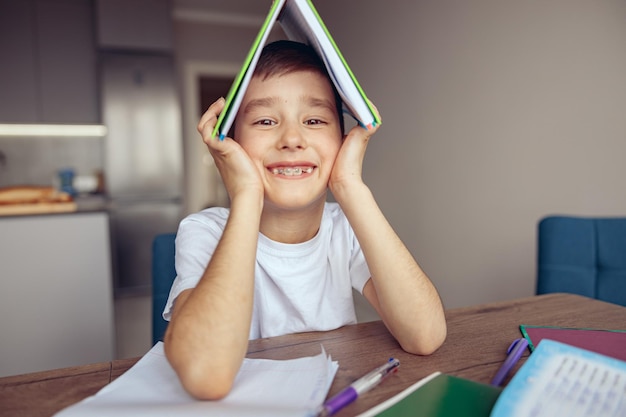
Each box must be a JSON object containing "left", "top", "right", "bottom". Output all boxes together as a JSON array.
[{"left": 358, "top": 372, "right": 501, "bottom": 417}]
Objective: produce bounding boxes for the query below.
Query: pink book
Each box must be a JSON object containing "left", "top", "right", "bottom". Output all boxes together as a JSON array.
[{"left": 520, "top": 324, "right": 626, "bottom": 362}]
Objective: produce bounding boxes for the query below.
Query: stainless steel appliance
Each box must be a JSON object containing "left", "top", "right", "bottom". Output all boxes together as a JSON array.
[{"left": 100, "top": 52, "right": 183, "bottom": 295}]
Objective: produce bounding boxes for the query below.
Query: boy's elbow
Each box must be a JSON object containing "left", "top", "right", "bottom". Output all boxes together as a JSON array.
[
  {"left": 176, "top": 363, "right": 237, "bottom": 400},
  {"left": 164, "top": 338, "right": 238, "bottom": 400},
  {"left": 399, "top": 324, "right": 447, "bottom": 356}
]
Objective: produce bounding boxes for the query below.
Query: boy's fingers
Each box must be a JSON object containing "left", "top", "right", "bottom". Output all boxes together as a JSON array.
[
  {"left": 197, "top": 97, "right": 225, "bottom": 135},
  {"left": 197, "top": 110, "right": 214, "bottom": 134},
  {"left": 346, "top": 122, "right": 380, "bottom": 145},
  {"left": 368, "top": 100, "right": 382, "bottom": 121}
]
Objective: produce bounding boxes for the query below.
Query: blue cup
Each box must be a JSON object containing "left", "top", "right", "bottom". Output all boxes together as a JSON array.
[{"left": 58, "top": 168, "right": 76, "bottom": 196}]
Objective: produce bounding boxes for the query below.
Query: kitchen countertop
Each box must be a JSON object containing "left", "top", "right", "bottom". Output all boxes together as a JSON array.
[
  {"left": 74, "top": 195, "right": 110, "bottom": 212},
  {"left": 0, "top": 194, "right": 110, "bottom": 218}
]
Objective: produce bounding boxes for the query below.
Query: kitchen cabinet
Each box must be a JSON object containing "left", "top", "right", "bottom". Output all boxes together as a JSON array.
[
  {"left": 0, "top": 0, "right": 98, "bottom": 124},
  {"left": 0, "top": 212, "right": 115, "bottom": 377}
]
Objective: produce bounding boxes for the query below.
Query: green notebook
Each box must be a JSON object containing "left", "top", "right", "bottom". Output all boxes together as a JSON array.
[
  {"left": 212, "top": 0, "right": 381, "bottom": 139},
  {"left": 358, "top": 372, "right": 502, "bottom": 417}
]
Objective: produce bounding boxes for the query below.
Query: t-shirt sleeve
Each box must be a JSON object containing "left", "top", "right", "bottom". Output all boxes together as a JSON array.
[
  {"left": 162, "top": 212, "right": 223, "bottom": 321},
  {"left": 327, "top": 202, "right": 371, "bottom": 295},
  {"left": 349, "top": 227, "right": 371, "bottom": 294}
]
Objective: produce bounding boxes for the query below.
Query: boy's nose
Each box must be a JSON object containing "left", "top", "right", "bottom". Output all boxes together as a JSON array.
[{"left": 278, "top": 124, "right": 306, "bottom": 150}]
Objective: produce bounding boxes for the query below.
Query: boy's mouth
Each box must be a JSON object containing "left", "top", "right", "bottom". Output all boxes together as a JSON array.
[{"left": 270, "top": 166, "right": 314, "bottom": 176}]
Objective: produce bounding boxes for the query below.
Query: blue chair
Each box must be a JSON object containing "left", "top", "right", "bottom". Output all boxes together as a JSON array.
[
  {"left": 152, "top": 233, "right": 177, "bottom": 345},
  {"left": 537, "top": 216, "right": 626, "bottom": 306}
]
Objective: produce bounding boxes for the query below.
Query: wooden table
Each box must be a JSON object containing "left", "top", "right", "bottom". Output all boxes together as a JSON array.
[{"left": 1, "top": 293, "right": 625, "bottom": 417}]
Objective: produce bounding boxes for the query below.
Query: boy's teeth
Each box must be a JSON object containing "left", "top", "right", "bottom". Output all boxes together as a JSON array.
[{"left": 271, "top": 167, "right": 313, "bottom": 176}]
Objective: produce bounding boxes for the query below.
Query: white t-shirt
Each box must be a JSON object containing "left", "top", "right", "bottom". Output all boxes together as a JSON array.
[{"left": 163, "top": 202, "right": 372, "bottom": 340}]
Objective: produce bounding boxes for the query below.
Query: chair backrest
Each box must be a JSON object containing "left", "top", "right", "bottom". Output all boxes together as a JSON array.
[
  {"left": 537, "top": 216, "right": 626, "bottom": 306},
  {"left": 152, "top": 233, "right": 177, "bottom": 345}
]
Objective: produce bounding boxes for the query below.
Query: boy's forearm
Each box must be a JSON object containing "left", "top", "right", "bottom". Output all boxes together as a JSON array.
[
  {"left": 333, "top": 183, "right": 447, "bottom": 354},
  {"left": 165, "top": 192, "right": 263, "bottom": 400}
]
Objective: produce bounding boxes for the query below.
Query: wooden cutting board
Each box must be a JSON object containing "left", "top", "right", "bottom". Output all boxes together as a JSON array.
[
  {"left": 0, "top": 186, "right": 77, "bottom": 216},
  {"left": 0, "top": 201, "right": 78, "bottom": 216}
]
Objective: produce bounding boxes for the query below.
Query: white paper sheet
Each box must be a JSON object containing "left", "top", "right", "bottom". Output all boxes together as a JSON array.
[{"left": 54, "top": 342, "right": 338, "bottom": 417}]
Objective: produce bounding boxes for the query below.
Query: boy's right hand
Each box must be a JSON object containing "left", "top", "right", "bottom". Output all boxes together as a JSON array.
[{"left": 197, "top": 98, "right": 264, "bottom": 202}]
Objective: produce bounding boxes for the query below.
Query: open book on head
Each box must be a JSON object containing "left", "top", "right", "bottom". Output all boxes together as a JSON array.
[{"left": 212, "top": 0, "right": 381, "bottom": 139}]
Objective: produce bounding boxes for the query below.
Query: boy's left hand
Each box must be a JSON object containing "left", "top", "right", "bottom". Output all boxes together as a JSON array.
[{"left": 329, "top": 106, "right": 381, "bottom": 193}]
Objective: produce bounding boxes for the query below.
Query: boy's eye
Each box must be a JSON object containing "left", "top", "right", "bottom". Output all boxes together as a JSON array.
[
  {"left": 254, "top": 119, "right": 276, "bottom": 126},
  {"left": 305, "top": 118, "right": 326, "bottom": 126}
]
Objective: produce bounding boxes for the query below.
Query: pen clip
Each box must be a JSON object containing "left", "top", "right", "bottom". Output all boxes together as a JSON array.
[
  {"left": 490, "top": 338, "right": 529, "bottom": 386},
  {"left": 507, "top": 338, "right": 524, "bottom": 354},
  {"left": 382, "top": 358, "right": 400, "bottom": 375}
]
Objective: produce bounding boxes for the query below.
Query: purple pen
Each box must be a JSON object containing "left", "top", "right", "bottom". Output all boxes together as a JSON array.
[
  {"left": 490, "top": 338, "right": 529, "bottom": 386},
  {"left": 317, "top": 358, "right": 400, "bottom": 416}
]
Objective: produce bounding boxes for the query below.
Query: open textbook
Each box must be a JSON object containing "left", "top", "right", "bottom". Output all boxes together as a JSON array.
[
  {"left": 54, "top": 342, "right": 338, "bottom": 417},
  {"left": 490, "top": 339, "right": 626, "bottom": 417},
  {"left": 212, "top": 0, "right": 380, "bottom": 139}
]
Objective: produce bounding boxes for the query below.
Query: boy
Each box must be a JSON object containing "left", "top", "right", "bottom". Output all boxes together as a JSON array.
[{"left": 163, "top": 40, "right": 447, "bottom": 400}]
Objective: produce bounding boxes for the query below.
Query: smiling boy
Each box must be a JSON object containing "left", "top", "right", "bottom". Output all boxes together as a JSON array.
[{"left": 163, "top": 40, "right": 447, "bottom": 400}]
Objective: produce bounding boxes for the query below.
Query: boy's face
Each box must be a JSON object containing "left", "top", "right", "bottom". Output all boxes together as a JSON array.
[{"left": 234, "top": 70, "right": 342, "bottom": 212}]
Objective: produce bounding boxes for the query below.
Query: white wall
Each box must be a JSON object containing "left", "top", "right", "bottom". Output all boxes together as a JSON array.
[{"left": 175, "top": 0, "right": 626, "bottom": 309}]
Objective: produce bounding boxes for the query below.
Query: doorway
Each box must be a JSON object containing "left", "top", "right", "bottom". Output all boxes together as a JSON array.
[
  {"left": 182, "top": 61, "right": 239, "bottom": 214},
  {"left": 199, "top": 76, "right": 233, "bottom": 117}
]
